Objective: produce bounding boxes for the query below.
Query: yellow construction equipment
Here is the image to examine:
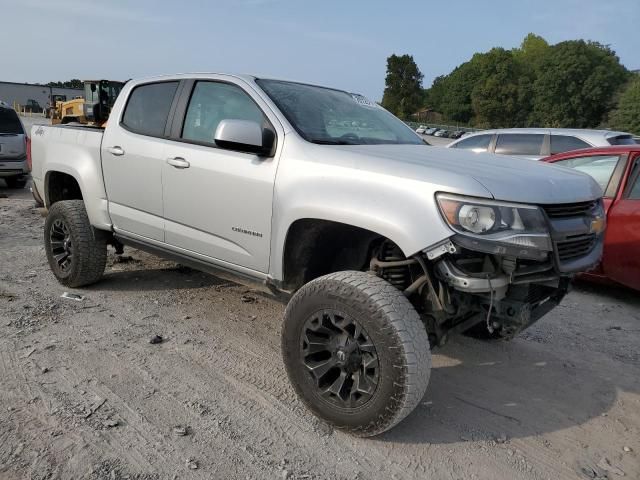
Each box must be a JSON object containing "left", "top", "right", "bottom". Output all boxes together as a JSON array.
[{"left": 52, "top": 80, "right": 124, "bottom": 126}]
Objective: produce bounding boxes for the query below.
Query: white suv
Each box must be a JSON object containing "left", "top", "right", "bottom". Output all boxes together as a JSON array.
[{"left": 448, "top": 127, "right": 637, "bottom": 160}]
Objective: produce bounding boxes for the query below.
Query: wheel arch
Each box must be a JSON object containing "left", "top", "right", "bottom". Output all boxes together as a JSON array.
[
  {"left": 278, "top": 218, "right": 402, "bottom": 292},
  {"left": 45, "top": 170, "right": 83, "bottom": 206}
]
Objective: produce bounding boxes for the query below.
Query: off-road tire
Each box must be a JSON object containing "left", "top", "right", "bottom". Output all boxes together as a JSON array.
[
  {"left": 44, "top": 200, "right": 107, "bottom": 287},
  {"left": 5, "top": 176, "right": 26, "bottom": 189},
  {"left": 282, "top": 271, "right": 431, "bottom": 437}
]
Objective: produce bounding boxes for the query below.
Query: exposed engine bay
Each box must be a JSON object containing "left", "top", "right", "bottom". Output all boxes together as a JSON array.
[{"left": 370, "top": 239, "right": 570, "bottom": 347}]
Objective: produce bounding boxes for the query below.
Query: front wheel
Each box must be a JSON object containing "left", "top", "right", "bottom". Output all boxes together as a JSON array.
[
  {"left": 44, "top": 200, "right": 107, "bottom": 287},
  {"left": 282, "top": 271, "right": 431, "bottom": 437}
]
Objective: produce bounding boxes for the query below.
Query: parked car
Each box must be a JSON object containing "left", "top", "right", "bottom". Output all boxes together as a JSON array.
[
  {"left": 434, "top": 129, "right": 449, "bottom": 137},
  {"left": 425, "top": 127, "right": 438, "bottom": 135},
  {"left": 543, "top": 145, "right": 640, "bottom": 291},
  {"left": 415, "top": 125, "right": 428, "bottom": 134},
  {"left": 448, "top": 128, "right": 637, "bottom": 159},
  {"left": 31, "top": 73, "right": 604, "bottom": 437},
  {"left": 0, "top": 102, "right": 29, "bottom": 188},
  {"left": 450, "top": 130, "right": 465, "bottom": 139}
]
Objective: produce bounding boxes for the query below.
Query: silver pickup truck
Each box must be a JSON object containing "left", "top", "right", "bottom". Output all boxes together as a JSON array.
[{"left": 31, "top": 73, "right": 605, "bottom": 436}]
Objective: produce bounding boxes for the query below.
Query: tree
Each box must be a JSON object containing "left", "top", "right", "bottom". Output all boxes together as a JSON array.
[
  {"left": 434, "top": 61, "right": 479, "bottom": 124},
  {"left": 514, "top": 33, "right": 549, "bottom": 69},
  {"left": 420, "top": 34, "right": 630, "bottom": 129},
  {"left": 530, "top": 41, "right": 629, "bottom": 127},
  {"left": 470, "top": 48, "right": 529, "bottom": 128},
  {"left": 47, "top": 79, "right": 83, "bottom": 89},
  {"left": 609, "top": 76, "right": 640, "bottom": 135},
  {"left": 381, "top": 54, "right": 424, "bottom": 118}
]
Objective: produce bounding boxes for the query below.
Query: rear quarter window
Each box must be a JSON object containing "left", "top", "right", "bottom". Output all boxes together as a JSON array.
[
  {"left": 121, "top": 82, "right": 179, "bottom": 137},
  {"left": 495, "top": 134, "right": 544, "bottom": 156},
  {"left": 0, "top": 108, "right": 25, "bottom": 134},
  {"left": 550, "top": 135, "right": 591, "bottom": 154},
  {"left": 608, "top": 135, "right": 638, "bottom": 146}
]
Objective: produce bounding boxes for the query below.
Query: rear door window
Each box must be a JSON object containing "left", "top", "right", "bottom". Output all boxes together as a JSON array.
[
  {"left": 495, "top": 134, "right": 544, "bottom": 156},
  {"left": 0, "top": 108, "right": 24, "bottom": 134},
  {"left": 553, "top": 155, "right": 621, "bottom": 194},
  {"left": 450, "top": 134, "right": 492, "bottom": 152},
  {"left": 121, "top": 82, "right": 179, "bottom": 137},
  {"left": 627, "top": 159, "right": 640, "bottom": 199},
  {"left": 550, "top": 135, "right": 591, "bottom": 154}
]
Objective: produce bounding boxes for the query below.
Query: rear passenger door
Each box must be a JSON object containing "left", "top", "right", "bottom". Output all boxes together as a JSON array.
[
  {"left": 102, "top": 81, "right": 181, "bottom": 242},
  {"left": 161, "top": 77, "right": 282, "bottom": 273}
]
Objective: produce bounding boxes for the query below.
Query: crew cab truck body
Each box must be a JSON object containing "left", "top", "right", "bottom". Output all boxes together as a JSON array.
[{"left": 31, "top": 73, "right": 605, "bottom": 437}]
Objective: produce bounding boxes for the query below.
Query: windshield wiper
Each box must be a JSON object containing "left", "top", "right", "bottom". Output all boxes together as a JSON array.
[{"left": 310, "top": 139, "right": 355, "bottom": 145}]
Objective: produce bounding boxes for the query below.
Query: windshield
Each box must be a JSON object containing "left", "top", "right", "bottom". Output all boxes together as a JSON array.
[
  {"left": 257, "top": 79, "right": 424, "bottom": 146},
  {"left": 0, "top": 108, "right": 24, "bottom": 134}
]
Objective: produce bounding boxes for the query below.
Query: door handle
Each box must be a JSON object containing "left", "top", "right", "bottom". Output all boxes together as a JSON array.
[
  {"left": 108, "top": 146, "right": 125, "bottom": 156},
  {"left": 167, "top": 157, "right": 190, "bottom": 169}
]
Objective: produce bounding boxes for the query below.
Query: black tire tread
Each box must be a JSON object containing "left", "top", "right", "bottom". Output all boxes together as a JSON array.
[
  {"left": 283, "top": 270, "right": 431, "bottom": 437},
  {"left": 45, "top": 200, "right": 107, "bottom": 287}
]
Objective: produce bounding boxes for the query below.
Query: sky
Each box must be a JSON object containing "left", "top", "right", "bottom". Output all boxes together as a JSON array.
[{"left": 1, "top": 0, "right": 638, "bottom": 101}]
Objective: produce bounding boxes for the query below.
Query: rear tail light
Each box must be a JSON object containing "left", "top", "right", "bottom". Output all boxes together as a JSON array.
[{"left": 26, "top": 136, "right": 32, "bottom": 171}]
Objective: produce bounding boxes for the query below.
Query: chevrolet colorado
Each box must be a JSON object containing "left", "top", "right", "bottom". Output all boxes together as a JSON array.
[{"left": 31, "top": 73, "right": 605, "bottom": 436}]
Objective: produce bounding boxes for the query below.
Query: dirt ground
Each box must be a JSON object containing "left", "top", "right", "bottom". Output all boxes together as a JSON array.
[{"left": 1, "top": 185, "right": 639, "bottom": 480}]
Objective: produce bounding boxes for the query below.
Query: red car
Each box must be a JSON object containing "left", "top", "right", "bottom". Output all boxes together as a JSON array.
[{"left": 543, "top": 145, "right": 640, "bottom": 291}]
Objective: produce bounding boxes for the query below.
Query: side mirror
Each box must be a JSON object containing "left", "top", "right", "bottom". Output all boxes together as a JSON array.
[{"left": 214, "top": 119, "right": 274, "bottom": 156}]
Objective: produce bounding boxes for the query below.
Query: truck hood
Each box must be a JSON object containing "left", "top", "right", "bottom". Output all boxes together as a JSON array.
[{"left": 313, "top": 144, "right": 602, "bottom": 204}]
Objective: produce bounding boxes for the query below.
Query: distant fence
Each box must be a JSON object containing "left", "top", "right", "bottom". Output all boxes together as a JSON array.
[
  {"left": 12, "top": 101, "right": 46, "bottom": 117},
  {"left": 404, "top": 121, "right": 483, "bottom": 133}
]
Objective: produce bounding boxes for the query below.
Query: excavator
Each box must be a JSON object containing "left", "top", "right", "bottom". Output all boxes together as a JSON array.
[{"left": 51, "top": 80, "right": 124, "bottom": 127}]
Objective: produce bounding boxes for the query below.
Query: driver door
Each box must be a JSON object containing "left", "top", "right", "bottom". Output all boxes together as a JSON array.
[
  {"left": 603, "top": 155, "right": 640, "bottom": 290},
  {"left": 162, "top": 78, "right": 282, "bottom": 273}
]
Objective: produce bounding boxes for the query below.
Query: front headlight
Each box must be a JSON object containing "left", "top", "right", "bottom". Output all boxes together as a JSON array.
[{"left": 436, "top": 193, "right": 552, "bottom": 251}]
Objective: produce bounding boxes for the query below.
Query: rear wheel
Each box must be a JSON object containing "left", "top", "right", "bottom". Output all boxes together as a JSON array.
[
  {"left": 282, "top": 271, "right": 431, "bottom": 437},
  {"left": 5, "top": 177, "right": 26, "bottom": 189},
  {"left": 44, "top": 200, "right": 107, "bottom": 287}
]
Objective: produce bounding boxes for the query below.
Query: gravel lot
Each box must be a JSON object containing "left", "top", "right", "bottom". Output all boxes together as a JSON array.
[{"left": 1, "top": 163, "right": 639, "bottom": 480}]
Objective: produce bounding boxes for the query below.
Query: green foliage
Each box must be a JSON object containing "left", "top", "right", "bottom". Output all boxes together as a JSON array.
[
  {"left": 421, "top": 34, "right": 630, "bottom": 129},
  {"left": 609, "top": 76, "right": 640, "bottom": 135},
  {"left": 531, "top": 41, "right": 629, "bottom": 127},
  {"left": 470, "top": 48, "right": 530, "bottom": 128},
  {"left": 47, "top": 79, "right": 83, "bottom": 89},
  {"left": 381, "top": 54, "right": 424, "bottom": 118}
]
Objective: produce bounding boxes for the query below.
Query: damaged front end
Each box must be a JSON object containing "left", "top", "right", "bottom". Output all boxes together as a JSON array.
[{"left": 370, "top": 194, "right": 606, "bottom": 346}]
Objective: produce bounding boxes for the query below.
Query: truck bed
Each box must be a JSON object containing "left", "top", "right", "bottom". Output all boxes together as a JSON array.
[{"left": 30, "top": 123, "right": 111, "bottom": 229}]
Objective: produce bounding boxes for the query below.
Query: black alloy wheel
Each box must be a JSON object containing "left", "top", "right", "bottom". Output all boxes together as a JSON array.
[
  {"left": 49, "top": 218, "right": 74, "bottom": 272},
  {"left": 301, "top": 309, "right": 379, "bottom": 409}
]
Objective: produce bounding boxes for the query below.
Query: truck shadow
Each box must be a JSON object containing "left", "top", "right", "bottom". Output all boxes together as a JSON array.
[
  {"left": 81, "top": 255, "right": 638, "bottom": 445},
  {"left": 377, "top": 333, "right": 637, "bottom": 445},
  {"left": 92, "top": 265, "right": 232, "bottom": 292}
]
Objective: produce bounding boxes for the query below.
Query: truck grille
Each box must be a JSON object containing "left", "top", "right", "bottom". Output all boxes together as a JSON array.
[
  {"left": 556, "top": 234, "right": 596, "bottom": 261},
  {"left": 542, "top": 201, "right": 597, "bottom": 218}
]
